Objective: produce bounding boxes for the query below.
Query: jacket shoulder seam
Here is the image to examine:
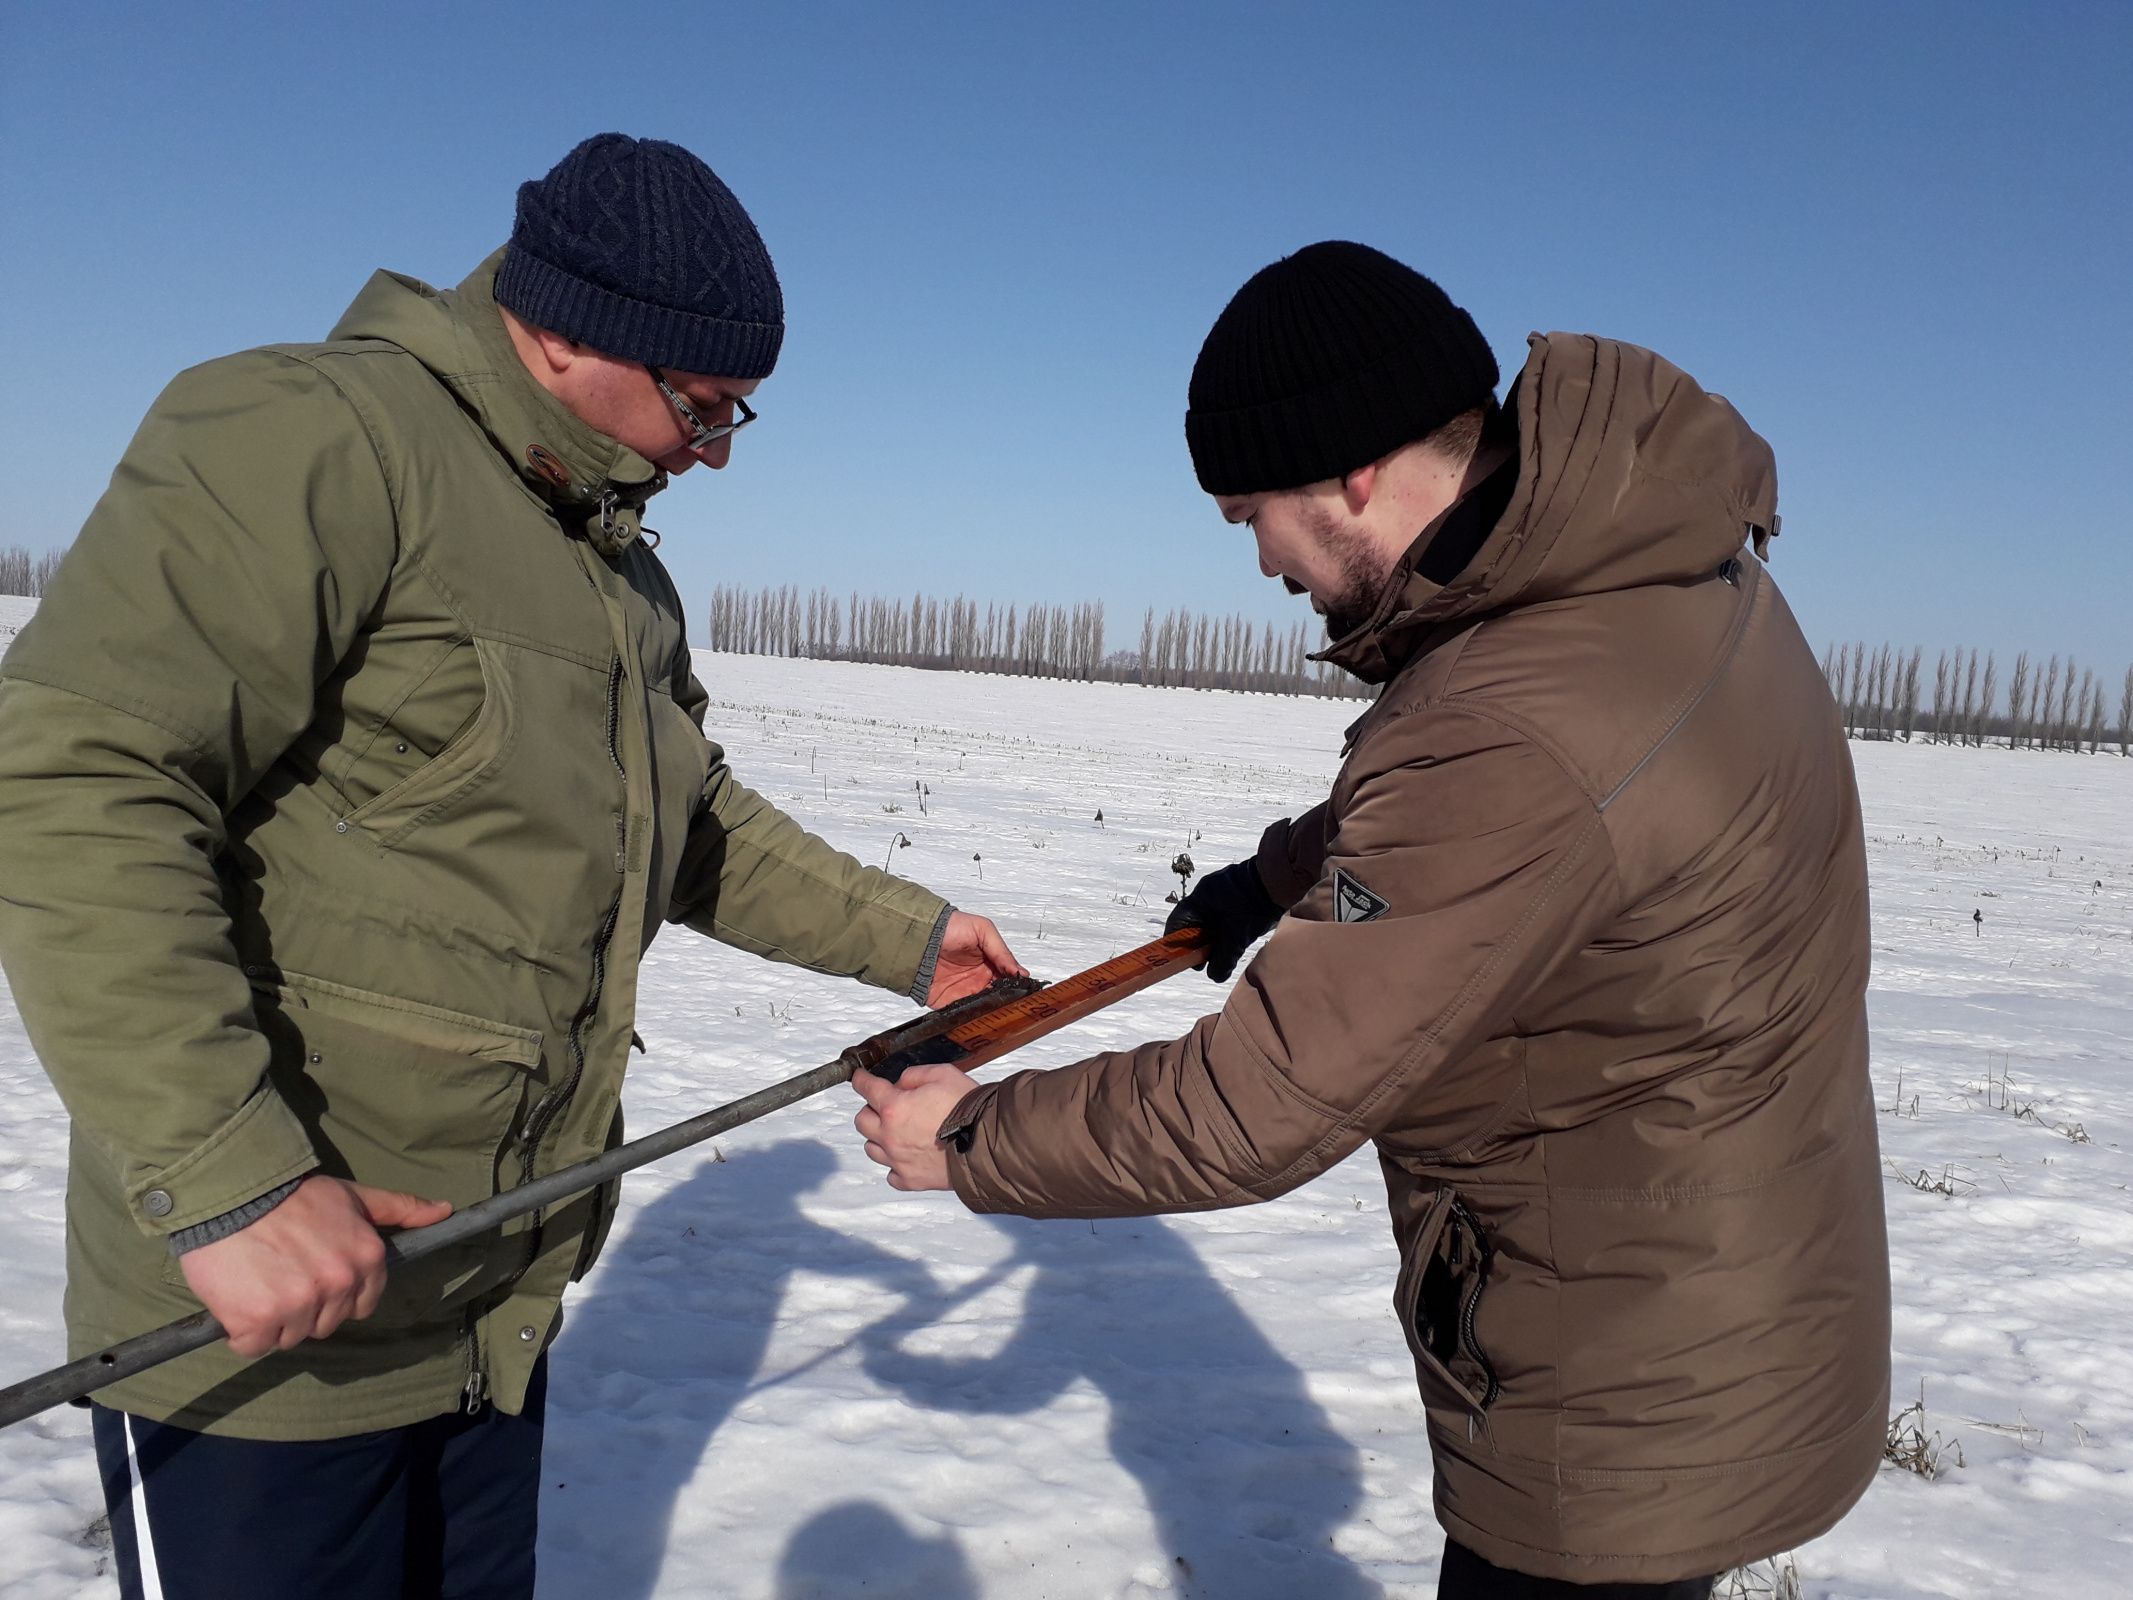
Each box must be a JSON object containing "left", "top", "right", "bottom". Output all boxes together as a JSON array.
[
  {"left": 1433, "top": 699, "right": 1605, "bottom": 809},
  {"left": 1412, "top": 563, "right": 1765, "bottom": 816},
  {"left": 1375, "top": 696, "right": 1604, "bottom": 813},
  {"left": 0, "top": 668, "right": 220, "bottom": 762}
]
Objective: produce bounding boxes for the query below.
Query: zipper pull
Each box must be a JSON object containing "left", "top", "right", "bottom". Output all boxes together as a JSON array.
[
  {"left": 462, "top": 1367, "right": 489, "bottom": 1415},
  {"left": 587, "top": 490, "right": 644, "bottom": 555},
  {"left": 582, "top": 490, "right": 635, "bottom": 556}
]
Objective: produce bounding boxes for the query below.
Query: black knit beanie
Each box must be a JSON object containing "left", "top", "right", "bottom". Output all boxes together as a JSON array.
[
  {"left": 1186, "top": 242, "right": 1498, "bottom": 495},
  {"left": 495, "top": 133, "right": 783, "bottom": 380}
]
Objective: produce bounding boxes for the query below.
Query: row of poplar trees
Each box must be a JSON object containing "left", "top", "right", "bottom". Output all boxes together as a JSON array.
[
  {"left": 17, "top": 549, "right": 2128, "bottom": 740},
  {"left": 0, "top": 546, "right": 63, "bottom": 598},
  {"left": 710, "top": 588, "right": 2129, "bottom": 734},
  {"left": 1821, "top": 641, "right": 2132, "bottom": 753},
  {"left": 706, "top": 584, "right": 1371, "bottom": 698}
]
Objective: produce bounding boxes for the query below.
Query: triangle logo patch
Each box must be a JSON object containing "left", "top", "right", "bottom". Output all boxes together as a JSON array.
[{"left": 1332, "top": 866, "right": 1390, "bottom": 924}]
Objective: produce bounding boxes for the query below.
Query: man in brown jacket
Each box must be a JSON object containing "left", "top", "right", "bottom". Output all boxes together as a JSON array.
[{"left": 854, "top": 242, "right": 1889, "bottom": 1597}]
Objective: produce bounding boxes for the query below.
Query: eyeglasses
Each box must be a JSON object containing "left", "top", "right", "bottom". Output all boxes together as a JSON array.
[{"left": 649, "top": 366, "right": 757, "bottom": 453}]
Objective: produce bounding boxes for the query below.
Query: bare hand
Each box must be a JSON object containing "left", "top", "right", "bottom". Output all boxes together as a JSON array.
[
  {"left": 852, "top": 1062, "right": 978, "bottom": 1192},
  {"left": 925, "top": 911, "right": 1026, "bottom": 1007},
  {"left": 177, "top": 1174, "right": 453, "bottom": 1358}
]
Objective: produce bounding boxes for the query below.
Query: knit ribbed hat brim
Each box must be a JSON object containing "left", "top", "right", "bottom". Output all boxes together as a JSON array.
[
  {"left": 495, "top": 134, "right": 784, "bottom": 381},
  {"left": 497, "top": 243, "right": 783, "bottom": 379}
]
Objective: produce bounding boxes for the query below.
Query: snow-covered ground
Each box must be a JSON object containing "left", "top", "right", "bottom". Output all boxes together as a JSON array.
[
  {"left": 0, "top": 595, "right": 36, "bottom": 642},
  {"left": 2, "top": 634, "right": 2130, "bottom": 1598}
]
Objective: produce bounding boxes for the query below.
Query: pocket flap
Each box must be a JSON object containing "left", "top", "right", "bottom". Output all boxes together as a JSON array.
[{"left": 251, "top": 970, "right": 544, "bottom": 1068}]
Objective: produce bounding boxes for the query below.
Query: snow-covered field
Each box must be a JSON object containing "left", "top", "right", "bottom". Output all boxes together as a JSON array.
[{"left": 3, "top": 626, "right": 2131, "bottom": 1598}]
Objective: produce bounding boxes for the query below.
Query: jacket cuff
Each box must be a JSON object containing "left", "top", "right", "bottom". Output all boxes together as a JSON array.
[
  {"left": 906, "top": 906, "right": 955, "bottom": 1005},
  {"left": 166, "top": 1176, "right": 304, "bottom": 1255},
  {"left": 941, "top": 1082, "right": 1010, "bottom": 1210},
  {"left": 1254, "top": 815, "right": 1318, "bottom": 909},
  {"left": 126, "top": 1083, "right": 319, "bottom": 1238}
]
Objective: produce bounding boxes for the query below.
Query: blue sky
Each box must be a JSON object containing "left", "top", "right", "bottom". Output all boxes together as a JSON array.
[{"left": 2, "top": 2, "right": 2127, "bottom": 671}]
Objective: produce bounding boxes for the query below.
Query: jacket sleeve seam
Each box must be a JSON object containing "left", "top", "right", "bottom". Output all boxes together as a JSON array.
[
  {"left": 288, "top": 348, "right": 409, "bottom": 521},
  {"left": 1214, "top": 1010, "right": 1356, "bottom": 1130}
]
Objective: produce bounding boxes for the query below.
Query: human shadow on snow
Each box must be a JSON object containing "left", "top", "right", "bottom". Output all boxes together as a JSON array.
[
  {"left": 547, "top": 1141, "right": 1377, "bottom": 1599},
  {"left": 774, "top": 1500, "right": 979, "bottom": 1600},
  {"left": 544, "top": 1140, "right": 938, "bottom": 1598},
  {"left": 860, "top": 1212, "right": 1382, "bottom": 1600}
]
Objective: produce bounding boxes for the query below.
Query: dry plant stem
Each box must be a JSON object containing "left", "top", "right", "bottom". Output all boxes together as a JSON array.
[
  {"left": 1887, "top": 1159, "right": 1974, "bottom": 1198},
  {"left": 1973, "top": 1054, "right": 2090, "bottom": 1140},
  {"left": 1884, "top": 1384, "right": 1965, "bottom": 1479},
  {"left": 1715, "top": 1553, "right": 1804, "bottom": 1600}
]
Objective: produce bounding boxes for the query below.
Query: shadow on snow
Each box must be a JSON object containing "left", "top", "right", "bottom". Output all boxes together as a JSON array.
[{"left": 543, "top": 1139, "right": 1378, "bottom": 1598}]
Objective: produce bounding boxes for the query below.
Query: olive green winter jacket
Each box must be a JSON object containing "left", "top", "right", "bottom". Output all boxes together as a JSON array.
[{"left": 0, "top": 252, "right": 948, "bottom": 1439}]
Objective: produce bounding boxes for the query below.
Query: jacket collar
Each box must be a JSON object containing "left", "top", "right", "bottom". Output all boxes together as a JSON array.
[
  {"left": 1314, "top": 452, "right": 1519, "bottom": 686},
  {"left": 329, "top": 248, "right": 667, "bottom": 556},
  {"left": 1314, "top": 333, "right": 1778, "bottom": 687}
]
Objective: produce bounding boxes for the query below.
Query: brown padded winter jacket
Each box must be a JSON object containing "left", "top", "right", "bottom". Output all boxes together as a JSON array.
[{"left": 943, "top": 333, "right": 1889, "bottom": 1585}]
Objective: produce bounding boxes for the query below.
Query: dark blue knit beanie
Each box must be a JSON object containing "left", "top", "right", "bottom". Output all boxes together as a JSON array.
[{"left": 495, "top": 133, "right": 783, "bottom": 379}]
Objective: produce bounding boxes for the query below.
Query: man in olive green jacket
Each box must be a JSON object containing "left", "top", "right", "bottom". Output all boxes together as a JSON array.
[{"left": 0, "top": 134, "right": 1018, "bottom": 1599}]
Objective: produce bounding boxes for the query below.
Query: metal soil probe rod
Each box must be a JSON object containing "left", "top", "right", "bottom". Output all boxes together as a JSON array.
[{"left": 0, "top": 928, "right": 1208, "bottom": 1429}]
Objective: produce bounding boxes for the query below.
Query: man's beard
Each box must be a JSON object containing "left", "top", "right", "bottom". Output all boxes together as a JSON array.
[{"left": 1299, "top": 500, "right": 1399, "bottom": 635}]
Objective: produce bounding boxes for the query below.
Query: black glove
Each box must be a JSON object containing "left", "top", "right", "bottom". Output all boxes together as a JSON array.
[{"left": 1165, "top": 859, "right": 1283, "bottom": 982}]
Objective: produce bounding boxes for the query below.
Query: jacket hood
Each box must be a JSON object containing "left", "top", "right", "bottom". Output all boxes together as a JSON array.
[
  {"left": 328, "top": 248, "right": 666, "bottom": 555},
  {"left": 1320, "top": 333, "right": 1779, "bottom": 684}
]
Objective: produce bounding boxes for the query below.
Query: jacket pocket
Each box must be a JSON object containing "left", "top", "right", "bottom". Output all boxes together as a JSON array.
[
  {"left": 1392, "top": 1186, "right": 1502, "bottom": 1415},
  {"left": 341, "top": 636, "right": 519, "bottom": 846},
  {"left": 251, "top": 972, "right": 544, "bottom": 1327}
]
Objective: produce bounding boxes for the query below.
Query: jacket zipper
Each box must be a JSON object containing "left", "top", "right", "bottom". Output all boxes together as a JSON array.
[
  {"left": 602, "top": 653, "right": 625, "bottom": 777},
  {"left": 1448, "top": 1196, "right": 1503, "bottom": 1410},
  {"left": 461, "top": 1307, "right": 489, "bottom": 1414},
  {"left": 510, "top": 656, "right": 629, "bottom": 1276}
]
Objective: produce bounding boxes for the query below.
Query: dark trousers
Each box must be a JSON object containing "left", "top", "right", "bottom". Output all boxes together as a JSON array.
[
  {"left": 1440, "top": 1539, "right": 1718, "bottom": 1599},
  {"left": 92, "top": 1356, "right": 546, "bottom": 1600}
]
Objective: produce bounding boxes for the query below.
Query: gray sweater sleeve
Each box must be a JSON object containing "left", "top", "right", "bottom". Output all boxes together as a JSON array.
[
  {"left": 166, "top": 1176, "right": 305, "bottom": 1256},
  {"left": 906, "top": 906, "right": 955, "bottom": 1004}
]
